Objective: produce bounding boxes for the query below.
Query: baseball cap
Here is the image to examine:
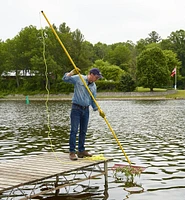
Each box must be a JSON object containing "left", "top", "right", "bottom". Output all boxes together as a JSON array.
[{"left": 90, "top": 68, "right": 103, "bottom": 79}]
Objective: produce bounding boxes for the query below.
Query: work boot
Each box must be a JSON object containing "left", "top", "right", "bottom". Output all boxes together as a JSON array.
[
  {"left": 69, "top": 152, "right": 78, "bottom": 161},
  {"left": 77, "top": 151, "right": 92, "bottom": 158}
]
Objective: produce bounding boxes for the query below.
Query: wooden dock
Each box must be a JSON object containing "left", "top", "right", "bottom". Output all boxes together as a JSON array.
[{"left": 0, "top": 152, "right": 113, "bottom": 199}]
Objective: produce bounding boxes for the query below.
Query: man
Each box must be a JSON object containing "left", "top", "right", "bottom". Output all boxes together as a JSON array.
[{"left": 62, "top": 68, "right": 105, "bottom": 160}]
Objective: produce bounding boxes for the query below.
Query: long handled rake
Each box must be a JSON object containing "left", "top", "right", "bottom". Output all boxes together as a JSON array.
[{"left": 41, "top": 11, "right": 145, "bottom": 171}]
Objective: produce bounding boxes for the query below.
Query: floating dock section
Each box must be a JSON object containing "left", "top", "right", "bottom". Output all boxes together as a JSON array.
[{"left": 0, "top": 152, "right": 113, "bottom": 199}]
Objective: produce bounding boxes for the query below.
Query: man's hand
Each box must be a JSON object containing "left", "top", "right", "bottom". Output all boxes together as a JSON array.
[
  {"left": 99, "top": 109, "right": 105, "bottom": 118},
  {"left": 69, "top": 67, "right": 81, "bottom": 76}
]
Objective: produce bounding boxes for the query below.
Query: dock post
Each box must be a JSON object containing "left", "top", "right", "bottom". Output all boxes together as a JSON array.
[
  {"left": 55, "top": 175, "right": 59, "bottom": 196},
  {"left": 104, "top": 161, "right": 109, "bottom": 198}
]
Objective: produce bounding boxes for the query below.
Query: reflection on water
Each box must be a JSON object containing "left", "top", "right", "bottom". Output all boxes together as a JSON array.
[{"left": 0, "top": 100, "right": 185, "bottom": 199}]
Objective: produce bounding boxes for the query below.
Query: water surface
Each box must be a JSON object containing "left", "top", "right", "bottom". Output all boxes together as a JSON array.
[{"left": 0, "top": 99, "right": 185, "bottom": 199}]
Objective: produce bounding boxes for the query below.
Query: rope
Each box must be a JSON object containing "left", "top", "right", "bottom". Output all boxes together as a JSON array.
[
  {"left": 85, "top": 154, "right": 107, "bottom": 161},
  {"left": 40, "top": 13, "right": 58, "bottom": 160},
  {"left": 40, "top": 14, "right": 72, "bottom": 164}
]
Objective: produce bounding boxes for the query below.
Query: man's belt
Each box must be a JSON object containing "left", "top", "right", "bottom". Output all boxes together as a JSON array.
[{"left": 73, "top": 103, "right": 89, "bottom": 109}]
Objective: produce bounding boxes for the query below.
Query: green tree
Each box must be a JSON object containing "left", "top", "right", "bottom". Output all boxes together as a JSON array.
[
  {"left": 160, "top": 38, "right": 173, "bottom": 50},
  {"left": 71, "top": 29, "right": 84, "bottom": 66},
  {"left": 55, "top": 23, "right": 94, "bottom": 72},
  {"left": 43, "top": 24, "right": 74, "bottom": 91},
  {"left": 135, "top": 39, "right": 148, "bottom": 56},
  {"left": 90, "top": 60, "right": 125, "bottom": 81},
  {"left": 10, "top": 26, "right": 43, "bottom": 89},
  {"left": 137, "top": 47, "right": 170, "bottom": 91},
  {"left": 168, "top": 30, "right": 185, "bottom": 76},
  {"left": 163, "top": 50, "right": 181, "bottom": 72},
  {"left": 71, "top": 29, "right": 93, "bottom": 71},
  {"left": 118, "top": 73, "right": 136, "bottom": 92},
  {"left": 125, "top": 41, "right": 137, "bottom": 82},
  {"left": 3, "top": 37, "right": 21, "bottom": 88},
  {"left": 146, "top": 31, "right": 162, "bottom": 43},
  {"left": 79, "top": 41, "right": 94, "bottom": 71},
  {"left": 106, "top": 43, "right": 131, "bottom": 71},
  {"left": 163, "top": 50, "right": 182, "bottom": 88},
  {"left": 42, "top": 23, "right": 74, "bottom": 79},
  {"left": 0, "top": 40, "right": 7, "bottom": 75},
  {"left": 94, "top": 42, "right": 110, "bottom": 60},
  {"left": 136, "top": 31, "right": 162, "bottom": 56}
]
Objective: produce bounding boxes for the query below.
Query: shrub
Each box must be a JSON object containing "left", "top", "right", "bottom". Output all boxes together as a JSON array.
[{"left": 118, "top": 74, "right": 136, "bottom": 92}]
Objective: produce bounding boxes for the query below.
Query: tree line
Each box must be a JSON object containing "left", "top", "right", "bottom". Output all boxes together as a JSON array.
[{"left": 0, "top": 23, "right": 184, "bottom": 94}]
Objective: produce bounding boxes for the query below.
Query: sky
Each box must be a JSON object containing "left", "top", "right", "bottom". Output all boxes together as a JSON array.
[{"left": 1, "top": 0, "right": 185, "bottom": 44}]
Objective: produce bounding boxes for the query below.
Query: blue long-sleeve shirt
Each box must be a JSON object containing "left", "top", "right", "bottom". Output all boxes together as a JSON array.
[{"left": 62, "top": 73, "right": 97, "bottom": 110}]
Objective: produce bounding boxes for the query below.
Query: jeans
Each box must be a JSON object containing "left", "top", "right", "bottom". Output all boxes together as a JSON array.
[{"left": 69, "top": 104, "right": 89, "bottom": 153}]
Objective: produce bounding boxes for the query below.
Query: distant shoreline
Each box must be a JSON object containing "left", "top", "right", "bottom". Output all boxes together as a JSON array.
[{"left": 0, "top": 91, "right": 184, "bottom": 101}]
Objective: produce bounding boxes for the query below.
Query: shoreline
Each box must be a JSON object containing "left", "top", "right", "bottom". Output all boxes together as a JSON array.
[
  {"left": 0, "top": 90, "right": 184, "bottom": 101},
  {"left": 0, "top": 95, "right": 183, "bottom": 101}
]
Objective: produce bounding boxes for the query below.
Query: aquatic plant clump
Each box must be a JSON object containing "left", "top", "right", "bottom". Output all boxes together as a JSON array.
[{"left": 113, "top": 165, "right": 143, "bottom": 183}]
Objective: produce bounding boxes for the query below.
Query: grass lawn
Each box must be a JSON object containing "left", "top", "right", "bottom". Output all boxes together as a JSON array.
[
  {"left": 136, "top": 87, "right": 185, "bottom": 98},
  {"left": 136, "top": 87, "right": 167, "bottom": 92},
  {"left": 166, "top": 90, "right": 185, "bottom": 98}
]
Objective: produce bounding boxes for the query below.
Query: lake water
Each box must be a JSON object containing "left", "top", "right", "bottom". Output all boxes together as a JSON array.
[{"left": 0, "top": 99, "right": 185, "bottom": 199}]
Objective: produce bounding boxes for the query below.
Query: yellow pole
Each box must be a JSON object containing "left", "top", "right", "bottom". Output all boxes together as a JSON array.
[{"left": 41, "top": 11, "right": 131, "bottom": 165}]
